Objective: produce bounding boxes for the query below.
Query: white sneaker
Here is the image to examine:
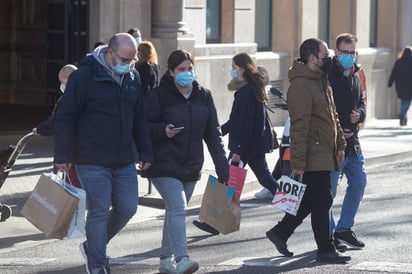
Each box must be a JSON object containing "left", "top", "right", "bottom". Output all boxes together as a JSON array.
[
  {"left": 176, "top": 257, "right": 199, "bottom": 274},
  {"left": 159, "top": 257, "right": 176, "bottom": 274},
  {"left": 254, "top": 188, "right": 273, "bottom": 199}
]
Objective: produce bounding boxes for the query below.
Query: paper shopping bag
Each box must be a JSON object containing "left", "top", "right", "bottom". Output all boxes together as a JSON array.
[
  {"left": 199, "top": 175, "right": 241, "bottom": 235},
  {"left": 272, "top": 175, "right": 306, "bottom": 216},
  {"left": 227, "top": 165, "right": 247, "bottom": 201},
  {"left": 64, "top": 183, "right": 86, "bottom": 239},
  {"left": 21, "top": 173, "right": 79, "bottom": 239}
]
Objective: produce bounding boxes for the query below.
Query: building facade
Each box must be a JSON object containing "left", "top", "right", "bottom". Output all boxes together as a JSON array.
[{"left": 1, "top": 0, "right": 411, "bottom": 124}]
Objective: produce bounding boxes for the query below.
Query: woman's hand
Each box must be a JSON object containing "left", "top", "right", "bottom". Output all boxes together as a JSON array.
[
  {"left": 165, "top": 124, "right": 182, "bottom": 138},
  {"left": 231, "top": 153, "right": 241, "bottom": 165}
]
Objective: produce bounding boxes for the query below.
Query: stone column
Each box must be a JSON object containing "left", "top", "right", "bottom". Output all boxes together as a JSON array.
[
  {"left": 151, "top": 0, "right": 195, "bottom": 72},
  {"left": 233, "top": 0, "right": 255, "bottom": 43}
]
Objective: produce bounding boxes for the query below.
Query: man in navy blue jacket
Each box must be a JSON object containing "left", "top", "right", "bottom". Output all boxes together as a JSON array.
[
  {"left": 54, "top": 33, "right": 153, "bottom": 274},
  {"left": 328, "top": 33, "right": 367, "bottom": 252}
]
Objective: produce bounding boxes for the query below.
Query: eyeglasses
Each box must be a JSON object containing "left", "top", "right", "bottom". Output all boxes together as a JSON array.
[
  {"left": 112, "top": 50, "right": 138, "bottom": 64},
  {"left": 338, "top": 49, "right": 357, "bottom": 56}
]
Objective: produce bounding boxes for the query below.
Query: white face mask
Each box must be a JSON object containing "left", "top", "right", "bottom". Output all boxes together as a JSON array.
[{"left": 60, "top": 83, "right": 66, "bottom": 93}]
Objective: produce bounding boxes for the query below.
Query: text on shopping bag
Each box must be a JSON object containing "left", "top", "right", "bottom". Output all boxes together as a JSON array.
[
  {"left": 227, "top": 165, "right": 247, "bottom": 201},
  {"left": 272, "top": 175, "right": 306, "bottom": 216}
]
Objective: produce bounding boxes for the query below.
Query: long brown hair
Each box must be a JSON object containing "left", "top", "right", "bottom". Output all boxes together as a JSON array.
[
  {"left": 138, "top": 41, "right": 158, "bottom": 65},
  {"left": 233, "top": 53, "right": 267, "bottom": 102}
]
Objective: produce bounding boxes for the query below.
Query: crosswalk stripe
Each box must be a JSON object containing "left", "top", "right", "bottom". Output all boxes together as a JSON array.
[
  {"left": 350, "top": 262, "right": 412, "bottom": 273},
  {"left": 219, "top": 256, "right": 303, "bottom": 267},
  {"left": 0, "top": 258, "right": 56, "bottom": 265}
]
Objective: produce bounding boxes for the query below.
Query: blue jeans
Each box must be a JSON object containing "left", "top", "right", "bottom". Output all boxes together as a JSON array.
[
  {"left": 330, "top": 153, "right": 367, "bottom": 234},
  {"left": 237, "top": 152, "right": 279, "bottom": 195},
  {"left": 400, "top": 99, "right": 411, "bottom": 118},
  {"left": 76, "top": 163, "right": 138, "bottom": 269},
  {"left": 150, "top": 177, "right": 196, "bottom": 262}
]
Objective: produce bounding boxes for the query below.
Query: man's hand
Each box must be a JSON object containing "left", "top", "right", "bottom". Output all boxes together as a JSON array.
[
  {"left": 350, "top": 110, "right": 361, "bottom": 124},
  {"left": 55, "top": 163, "right": 72, "bottom": 172},
  {"left": 343, "top": 129, "right": 354, "bottom": 139},
  {"left": 292, "top": 169, "right": 304, "bottom": 175},
  {"left": 138, "top": 161, "right": 151, "bottom": 170},
  {"left": 336, "top": 150, "right": 345, "bottom": 165}
]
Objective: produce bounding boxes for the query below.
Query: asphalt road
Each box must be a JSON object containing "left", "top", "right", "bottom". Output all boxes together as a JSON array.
[{"left": 0, "top": 160, "right": 411, "bottom": 274}]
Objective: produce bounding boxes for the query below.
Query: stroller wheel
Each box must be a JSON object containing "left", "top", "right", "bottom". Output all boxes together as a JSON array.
[{"left": 0, "top": 204, "right": 12, "bottom": 222}]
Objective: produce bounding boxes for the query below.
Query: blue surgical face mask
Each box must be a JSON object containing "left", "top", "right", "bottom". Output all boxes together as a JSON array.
[
  {"left": 175, "top": 71, "right": 195, "bottom": 87},
  {"left": 135, "top": 37, "right": 142, "bottom": 45},
  {"left": 338, "top": 54, "right": 356, "bottom": 69},
  {"left": 112, "top": 62, "right": 131, "bottom": 75},
  {"left": 230, "top": 69, "right": 239, "bottom": 78}
]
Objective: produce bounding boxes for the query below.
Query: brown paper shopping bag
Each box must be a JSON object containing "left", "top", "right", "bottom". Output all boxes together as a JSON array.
[
  {"left": 21, "top": 173, "right": 79, "bottom": 239},
  {"left": 199, "top": 175, "right": 241, "bottom": 235}
]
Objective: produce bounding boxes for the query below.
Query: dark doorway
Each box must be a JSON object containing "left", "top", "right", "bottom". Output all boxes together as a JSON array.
[
  {"left": 0, "top": 0, "right": 89, "bottom": 133},
  {"left": 47, "top": 0, "right": 89, "bottom": 107}
]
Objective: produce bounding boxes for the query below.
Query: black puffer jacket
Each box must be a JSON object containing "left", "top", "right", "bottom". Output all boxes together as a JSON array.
[
  {"left": 54, "top": 54, "right": 154, "bottom": 168},
  {"left": 226, "top": 83, "right": 273, "bottom": 162},
  {"left": 143, "top": 75, "right": 229, "bottom": 183}
]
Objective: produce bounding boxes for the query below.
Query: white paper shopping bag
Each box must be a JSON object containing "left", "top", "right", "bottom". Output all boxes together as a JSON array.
[{"left": 272, "top": 175, "right": 306, "bottom": 216}]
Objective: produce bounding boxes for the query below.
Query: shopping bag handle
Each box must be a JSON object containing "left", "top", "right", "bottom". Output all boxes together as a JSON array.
[
  {"left": 228, "top": 159, "right": 244, "bottom": 168},
  {"left": 289, "top": 170, "right": 303, "bottom": 182},
  {"left": 55, "top": 170, "right": 74, "bottom": 187}
]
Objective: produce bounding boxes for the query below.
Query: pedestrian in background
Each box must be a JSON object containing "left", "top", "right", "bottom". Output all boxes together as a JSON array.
[
  {"left": 388, "top": 46, "right": 412, "bottom": 126},
  {"left": 328, "top": 33, "right": 367, "bottom": 251},
  {"left": 136, "top": 40, "right": 160, "bottom": 96},
  {"left": 266, "top": 38, "right": 351, "bottom": 263},
  {"left": 127, "top": 27, "right": 142, "bottom": 45},
  {"left": 34, "top": 64, "right": 78, "bottom": 136},
  {"left": 143, "top": 49, "right": 229, "bottom": 274},
  {"left": 33, "top": 64, "right": 81, "bottom": 188},
  {"left": 54, "top": 33, "right": 153, "bottom": 274}
]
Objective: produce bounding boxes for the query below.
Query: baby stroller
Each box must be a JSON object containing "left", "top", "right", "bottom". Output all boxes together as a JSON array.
[{"left": 0, "top": 132, "right": 35, "bottom": 222}]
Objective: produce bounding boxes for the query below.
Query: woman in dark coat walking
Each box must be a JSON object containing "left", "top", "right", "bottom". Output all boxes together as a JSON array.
[{"left": 388, "top": 46, "right": 412, "bottom": 126}]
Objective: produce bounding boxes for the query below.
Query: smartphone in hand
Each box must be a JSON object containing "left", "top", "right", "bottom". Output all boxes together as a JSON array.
[{"left": 171, "top": 126, "right": 184, "bottom": 132}]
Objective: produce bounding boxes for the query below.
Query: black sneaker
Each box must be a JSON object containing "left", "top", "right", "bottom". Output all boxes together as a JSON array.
[
  {"left": 265, "top": 230, "right": 293, "bottom": 257},
  {"left": 193, "top": 220, "right": 220, "bottom": 235},
  {"left": 333, "top": 237, "right": 347, "bottom": 252},
  {"left": 334, "top": 230, "right": 365, "bottom": 249},
  {"left": 316, "top": 251, "right": 351, "bottom": 263}
]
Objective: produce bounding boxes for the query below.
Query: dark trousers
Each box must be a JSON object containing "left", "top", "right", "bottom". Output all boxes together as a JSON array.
[
  {"left": 271, "top": 171, "right": 334, "bottom": 252},
  {"left": 244, "top": 153, "right": 279, "bottom": 195}
]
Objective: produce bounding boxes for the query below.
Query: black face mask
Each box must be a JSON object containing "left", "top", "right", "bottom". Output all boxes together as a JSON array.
[{"left": 319, "top": 56, "right": 332, "bottom": 74}]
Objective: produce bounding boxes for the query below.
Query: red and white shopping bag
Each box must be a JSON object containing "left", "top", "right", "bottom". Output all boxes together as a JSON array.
[
  {"left": 227, "top": 161, "right": 247, "bottom": 201},
  {"left": 272, "top": 175, "right": 306, "bottom": 216}
]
